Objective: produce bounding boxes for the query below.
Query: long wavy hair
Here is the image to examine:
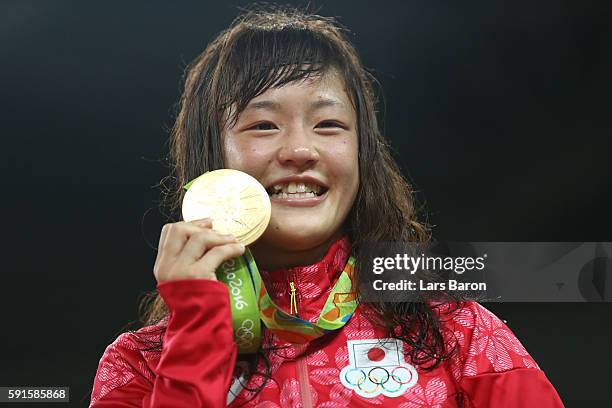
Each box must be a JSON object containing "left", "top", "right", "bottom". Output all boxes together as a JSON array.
[{"left": 132, "top": 4, "right": 462, "bottom": 402}]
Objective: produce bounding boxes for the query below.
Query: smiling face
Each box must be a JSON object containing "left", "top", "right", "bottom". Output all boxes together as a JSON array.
[{"left": 222, "top": 71, "right": 359, "bottom": 268}]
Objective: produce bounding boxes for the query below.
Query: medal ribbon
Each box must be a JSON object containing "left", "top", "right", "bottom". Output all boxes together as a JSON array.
[{"left": 216, "top": 248, "right": 358, "bottom": 354}]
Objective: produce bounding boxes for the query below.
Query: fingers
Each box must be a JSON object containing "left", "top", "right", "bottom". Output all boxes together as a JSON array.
[
  {"left": 192, "top": 242, "right": 246, "bottom": 276},
  {"left": 181, "top": 228, "right": 237, "bottom": 261},
  {"left": 155, "top": 222, "right": 172, "bottom": 268},
  {"left": 158, "top": 218, "right": 213, "bottom": 258},
  {"left": 154, "top": 217, "right": 245, "bottom": 282},
  {"left": 193, "top": 218, "right": 212, "bottom": 228}
]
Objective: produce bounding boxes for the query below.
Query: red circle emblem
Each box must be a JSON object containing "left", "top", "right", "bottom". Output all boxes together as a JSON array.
[{"left": 367, "top": 347, "right": 385, "bottom": 362}]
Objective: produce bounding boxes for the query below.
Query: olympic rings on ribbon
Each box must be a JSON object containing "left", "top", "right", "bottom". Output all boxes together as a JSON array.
[{"left": 235, "top": 319, "right": 255, "bottom": 347}]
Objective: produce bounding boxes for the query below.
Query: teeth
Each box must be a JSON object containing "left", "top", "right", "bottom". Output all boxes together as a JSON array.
[
  {"left": 269, "top": 181, "right": 325, "bottom": 197},
  {"left": 270, "top": 191, "right": 317, "bottom": 199}
]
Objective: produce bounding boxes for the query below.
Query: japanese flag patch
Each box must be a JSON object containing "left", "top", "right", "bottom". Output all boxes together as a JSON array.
[{"left": 339, "top": 338, "right": 418, "bottom": 398}]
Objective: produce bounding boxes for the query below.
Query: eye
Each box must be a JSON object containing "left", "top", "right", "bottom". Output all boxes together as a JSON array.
[
  {"left": 316, "top": 121, "right": 345, "bottom": 130},
  {"left": 249, "top": 122, "right": 277, "bottom": 131}
]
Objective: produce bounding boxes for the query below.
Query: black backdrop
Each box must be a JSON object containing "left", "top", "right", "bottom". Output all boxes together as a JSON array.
[{"left": 1, "top": 1, "right": 611, "bottom": 406}]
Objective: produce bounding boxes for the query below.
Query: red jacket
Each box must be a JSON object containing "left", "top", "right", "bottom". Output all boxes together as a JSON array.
[{"left": 90, "top": 238, "right": 565, "bottom": 407}]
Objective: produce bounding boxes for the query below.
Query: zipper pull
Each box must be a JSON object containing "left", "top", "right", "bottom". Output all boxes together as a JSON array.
[{"left": 289, "top": 281, "right": 299, "bottom": 316}]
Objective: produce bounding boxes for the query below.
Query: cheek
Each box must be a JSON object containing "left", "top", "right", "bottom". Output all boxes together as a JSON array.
[
  {"left": 326, "top": 136, "right": 359, "bottom": 181},
  {"left": 223, "top": 137, "right": 272, "bottom": 173}
]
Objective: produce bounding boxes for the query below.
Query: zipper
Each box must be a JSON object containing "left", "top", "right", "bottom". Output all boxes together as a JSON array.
[
  {"left": 290, "top": 276, "right": 311, "bottom": 407},
  {"left": 289, "top": 281, "right": 299, "bottom": 316},
  {"left": 295, "top": 344, "right": 313, "bottom": 408},
  {"left": 289, "top": 270, "right": 300, "bottom": 318}
]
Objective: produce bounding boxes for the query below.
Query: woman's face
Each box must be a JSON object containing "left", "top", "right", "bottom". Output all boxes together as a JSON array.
[{"left": 223, "top": 72, "right": 359, "bottom": 258}]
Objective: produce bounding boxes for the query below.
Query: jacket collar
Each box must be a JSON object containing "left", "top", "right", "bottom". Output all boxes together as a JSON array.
[{"left": 259, "top": 235, "right": 352, "bottom": 323}]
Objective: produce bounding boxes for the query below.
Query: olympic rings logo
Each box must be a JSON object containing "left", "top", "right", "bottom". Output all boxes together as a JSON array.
[
  {"left": 340, "top": 364, "right": 417, "bottom": 398},
  {"left": 234, "top": 318, "right": 256, "bottom": 348}
]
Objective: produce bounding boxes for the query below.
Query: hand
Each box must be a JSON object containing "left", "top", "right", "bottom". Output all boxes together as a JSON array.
[{"left": 153, "top": 218, "right": 245, "bottom": 283}]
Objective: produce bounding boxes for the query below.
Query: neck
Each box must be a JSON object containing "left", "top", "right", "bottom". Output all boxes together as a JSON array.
[{"left": 249, "top": 230, "right": 345, "bottom": 271}]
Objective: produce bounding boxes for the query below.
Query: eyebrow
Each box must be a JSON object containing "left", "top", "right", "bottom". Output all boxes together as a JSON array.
[{"left": 244, "top": 97, "right": 345, "bottom": 113}]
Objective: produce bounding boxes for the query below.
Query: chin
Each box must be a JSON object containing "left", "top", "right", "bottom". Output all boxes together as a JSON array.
[{"left": 261, "top": 220, "right": 336, "bottom": 251}]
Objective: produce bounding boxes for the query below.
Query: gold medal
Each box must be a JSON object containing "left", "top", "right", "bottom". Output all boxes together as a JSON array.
[{"left": 181, "top": 169, "right": 271, "bottom": 246}]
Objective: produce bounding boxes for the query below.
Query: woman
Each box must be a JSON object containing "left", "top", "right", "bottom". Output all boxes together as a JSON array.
[{"left": 89, "top": 6, "right": 564, "bottom": 407}]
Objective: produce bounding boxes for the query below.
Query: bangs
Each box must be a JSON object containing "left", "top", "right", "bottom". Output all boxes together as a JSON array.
[{"left": 219, "top": 24, "right": 345, "bottom": 126}]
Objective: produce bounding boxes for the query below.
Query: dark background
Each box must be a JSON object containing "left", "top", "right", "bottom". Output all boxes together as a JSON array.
[{"left": 1, "top": 0, "right": 611, "bottom": 406}]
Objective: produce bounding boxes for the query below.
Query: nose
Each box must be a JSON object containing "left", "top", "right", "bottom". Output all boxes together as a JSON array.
[{"left": 277, "top": 126, "right": 320, "bottom": 170}]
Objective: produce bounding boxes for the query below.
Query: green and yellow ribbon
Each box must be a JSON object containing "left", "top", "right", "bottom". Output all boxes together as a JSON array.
[{"left": 216, "top": 249, "right": 358, "bottom": 354}]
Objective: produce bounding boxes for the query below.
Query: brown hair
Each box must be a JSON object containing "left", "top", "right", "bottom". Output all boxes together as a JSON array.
[{"left": 136, "top": 4, "right": 459, "bottom": 387}]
